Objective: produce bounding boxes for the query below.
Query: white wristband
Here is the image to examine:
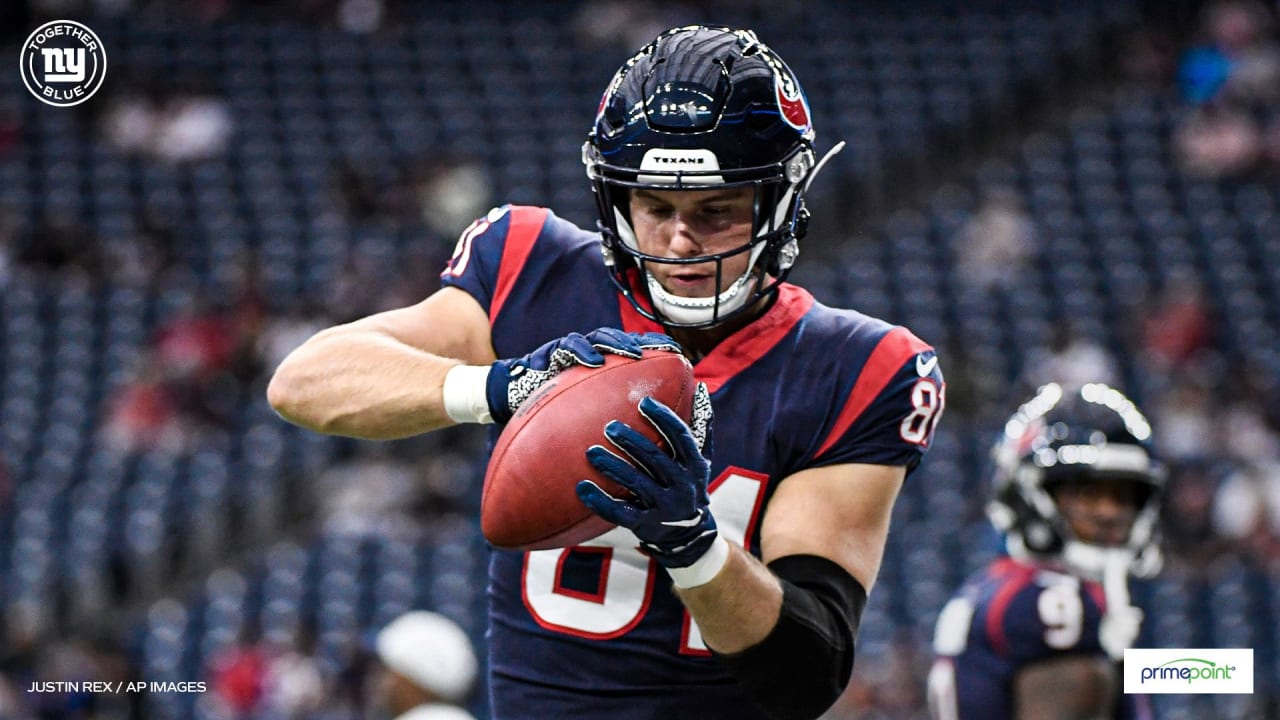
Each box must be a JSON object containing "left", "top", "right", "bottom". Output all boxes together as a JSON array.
[
  {"left": 666, "top": 534, "right": 731, "bottom": 589},
  {"left": 441, "top": 364, "right": 495, "bottom": 425}
]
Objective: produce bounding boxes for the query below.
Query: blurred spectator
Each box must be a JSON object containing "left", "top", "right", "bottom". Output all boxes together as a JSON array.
[
  {"left": 100, "top": 89, "right": 158, "bottom": 156},
  {"left": 1140, "top": 272, "right": 1214, "bottom": 372},
  {"left": 1203, "top": 0, "right": 1280, "bottom": 105},
  {"left": 1213, "top": 393, "right": 1280, "bottom": 460},
  {"left": 1178, "top": 44, "right": 1234, "bottom": 105},
  {"left": 101, "top": 356, "right": 192, "bottom": 455},
  {"left": 134, "top": 295, "right": 255, "bottom": 436},
  {"left": 100, "top": 230, "right": 172, "bottom": 288},
  {"left": 373, "top": 611, "right": 478, "bottom": 720},
  {"left": 153, "top": 301, "right": 237, "bottom": 383},
  {"left": 1178, "top": 1, "right": 1280, "bottom": 104},
  {"left": 416, "top": 158, "right": 493, "bottom": 242},
  {"left": 1022, "top": 323, "right": 1120, "bottom": 390},
  {"left": 1120, "top": 27, "right": 1180, "bottom": 84},
  {"left": 208, "top": 632, "right": 271, "bottom": 719},
  {"left": 1151, "top": 372, "right": 1216, "bottom": 460},
  {"left": 316, "top": 445, "right": 427, "bottom": 540},
  {"left": 101, "top": 80, "right": 232, "bottom": 163},
  {"left": 953, "top": 187, "right": 1037, "bottom": 293},
  {"left": 261, "top": 635, "right": 326, "bottom": 720},
  {"left": 1174, "top": 0, "right": 1280, "bottom": 177},
  {"left": 337, "top": 0, "right": 384, "bottom": 33},
  {"left": 1211, "top": 461, "right": 1280, "bottom": 563},
  {"left": 14, "top": 213, "right": 103, "bottom": 277},
  {"left": 1162, "top": 461, "right": 1231, "bottom": 570},
  {"left": 1173, "top": 103, "right": 1265, "bottom": 177},
  {"left": 153, "top": 92, "right": 233, "bottom": 162},
  {"left": 571, "top": 0, "right": 681, "bottom": 52}
]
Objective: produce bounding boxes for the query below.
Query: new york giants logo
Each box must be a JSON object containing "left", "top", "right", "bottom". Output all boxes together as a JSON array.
[{"left": 20, "top": 20, "right": 107, "bottom": 107}]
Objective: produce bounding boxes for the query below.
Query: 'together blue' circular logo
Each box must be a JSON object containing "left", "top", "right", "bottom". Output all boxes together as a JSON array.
[{"left": 20, "top": 20, "right": 107, "bottom": 107}]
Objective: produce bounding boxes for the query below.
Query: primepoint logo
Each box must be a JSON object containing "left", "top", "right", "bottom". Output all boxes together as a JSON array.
[{"left": 1124, "top": 648, "right": 1254, "bottom": 694}]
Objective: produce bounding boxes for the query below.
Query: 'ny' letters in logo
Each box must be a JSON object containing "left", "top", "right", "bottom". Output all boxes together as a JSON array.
[{"left": 41, "top": 48, "right": 85, "bottom": 82}]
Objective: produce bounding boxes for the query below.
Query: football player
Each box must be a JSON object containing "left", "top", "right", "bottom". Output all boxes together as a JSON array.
[
  {"left": 927, "top": 382, "right": 1163, "bottom": 720},
  {"left": 270, "top": 25, "right": 945, "bottom": 720}
]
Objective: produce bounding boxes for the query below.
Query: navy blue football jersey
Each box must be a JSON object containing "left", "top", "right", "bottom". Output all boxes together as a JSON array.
[
  {"left": 441, "top": 205, "right": 945, "bottom": 719},
  {"left": 927, "top": 557, "right": 1151, "bottom": 720}
]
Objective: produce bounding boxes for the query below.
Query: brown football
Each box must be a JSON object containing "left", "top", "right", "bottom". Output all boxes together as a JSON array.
[{"left": 481, "top": 350, "right": 696, "bottom": 551}]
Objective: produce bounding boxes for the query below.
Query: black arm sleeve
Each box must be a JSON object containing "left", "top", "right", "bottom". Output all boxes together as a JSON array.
[{"left": 710, "top": 554, "right": 868, "bottom": 720}]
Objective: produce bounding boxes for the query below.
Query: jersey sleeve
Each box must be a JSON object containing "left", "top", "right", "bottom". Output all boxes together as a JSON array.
[
  {"left": 439, "top": 205, "right": 513, "bottom": 312},
  {"left": 810, "top": 328, "right": 945, "bottom": 471},
  {"left": 439, "top": 205, "right": 553, "bottom": 323}
]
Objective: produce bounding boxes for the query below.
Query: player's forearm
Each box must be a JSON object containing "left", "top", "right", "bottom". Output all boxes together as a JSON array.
[
  {"left": 675, "top": 543, "right": 784, "bottom": 653},
  {"left": 267, "top": 325, "right": 464, "bottom": 439}
]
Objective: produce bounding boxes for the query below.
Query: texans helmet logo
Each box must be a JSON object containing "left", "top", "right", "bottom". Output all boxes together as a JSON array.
[
  {"left": 774, "top": 74, "right": 811, "bottom": 132},
  {"left": 1013, "top": 417, "right": 1045, "bottom": 456}
]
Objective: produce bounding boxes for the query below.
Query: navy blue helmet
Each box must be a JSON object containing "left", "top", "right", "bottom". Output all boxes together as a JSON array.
[
  {"left": 583, "top": 25, "right": 835, "bottom": 328},
  {"left": 988, "top": 382, "right": 1165, "bottom": 578}
]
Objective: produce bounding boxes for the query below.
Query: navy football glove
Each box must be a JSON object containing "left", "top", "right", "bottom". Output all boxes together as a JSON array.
[
  {"left": 576, "top": 388, "right": 717, "bottom": 569},
  {"left": 485, "top": 328, "right": 680, "bottom": 424}
]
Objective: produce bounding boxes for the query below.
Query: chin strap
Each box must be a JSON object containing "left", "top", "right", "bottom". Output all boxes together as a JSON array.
[{"left": 644, "top": 269, "right": 756, "bottom": 326}]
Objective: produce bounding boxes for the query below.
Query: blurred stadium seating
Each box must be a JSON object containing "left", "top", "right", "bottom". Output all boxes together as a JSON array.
[{"left": 1, "top": 1, "right": 1278, "bottom": 718}]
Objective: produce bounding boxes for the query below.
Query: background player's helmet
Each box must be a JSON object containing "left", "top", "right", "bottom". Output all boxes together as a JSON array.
[
  {"left": 583, "top": 25, "right": 828, "bottom": 328},
  {"left": 988, "top": 382, "right": 1165, "bottom": 579}
]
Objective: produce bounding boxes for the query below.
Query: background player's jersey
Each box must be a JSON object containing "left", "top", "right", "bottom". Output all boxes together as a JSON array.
[
  {"left": 441, "top": 205, "right": 945, "bottom": 719},
  {"left": 927, "top": 557, "right": 1150, "bottom": 720}
]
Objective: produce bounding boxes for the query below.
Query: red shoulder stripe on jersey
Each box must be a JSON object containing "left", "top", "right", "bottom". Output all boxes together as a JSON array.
[
  {"left": 813, "top": 326, "right": 931, "bottom": 460},
  {"left": 986, "top": 558, "right": 1037, "bottom": 657},
  {"left": 695, "top": 284, "right": 813, "bottom": 393},
  {"left": 488, "top": 206, "right": 550, "bottom": 324}
]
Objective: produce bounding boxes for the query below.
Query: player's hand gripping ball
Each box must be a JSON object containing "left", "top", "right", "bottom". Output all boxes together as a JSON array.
[
  {"left": 576, "top": 391, "right": 718, "bottom": 569},
  {"left": 481, "top": 338, "right": 700, "bottom": 551},
  {"left": 484, "top": 328, "right": 679, "bottom": 423}
]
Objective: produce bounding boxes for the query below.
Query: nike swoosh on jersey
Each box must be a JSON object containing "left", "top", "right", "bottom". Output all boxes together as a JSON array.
[{"left": 916, "top": 354, "right": 938, "bottom": 377}]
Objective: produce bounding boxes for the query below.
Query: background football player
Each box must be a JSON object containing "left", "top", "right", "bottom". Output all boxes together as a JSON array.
[
  {"left": 927, "top": 382, "right": 1163, "bottom": 720},
  {"left": 270, "top": 25, "right": 945, "bottom": 720}
]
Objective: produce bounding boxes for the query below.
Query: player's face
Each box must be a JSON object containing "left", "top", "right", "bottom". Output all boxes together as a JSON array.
[
  {"left": 628, "top": 187, "right": 756, "bottom": 298},
  {"left": 375, "top": 666, "right": 418, "bottom": 714},
  {"left": 1052, "top": 477, "right": 1141, "bottom": 547}
]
